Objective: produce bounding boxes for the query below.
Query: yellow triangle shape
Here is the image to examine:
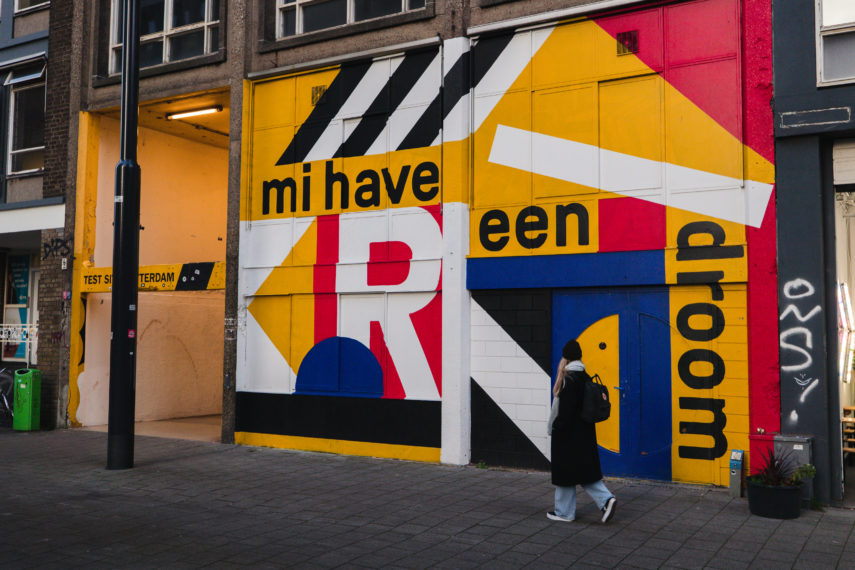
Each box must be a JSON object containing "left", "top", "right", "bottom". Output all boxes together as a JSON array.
[{"left": 248, "top": 219, "right": 318, "bottom": 373}]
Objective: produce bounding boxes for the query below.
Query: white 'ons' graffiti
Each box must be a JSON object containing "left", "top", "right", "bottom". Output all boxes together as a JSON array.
[
  {"left": 779, "top": 278, "right": 823, "bottom": 426},
  {"left": 780, "top": 278, "right": 822, "bottom": 372}
]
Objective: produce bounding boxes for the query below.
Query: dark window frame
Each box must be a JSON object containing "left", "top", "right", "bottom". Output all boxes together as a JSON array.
[
  {"left": 479, "top": 0, "right": 521, "bottom": 7},
  {"left": 92, "top": 0, "right": 227, "bottom": 83},
  {"left": 259, "top": 0, "right": 435, "bottom": 53},
  {"left": 14, "top": 0, "right": 50, "bottom": 15},
  {"left": 7, "top": 80, "right": 45, "bottom": 176}
]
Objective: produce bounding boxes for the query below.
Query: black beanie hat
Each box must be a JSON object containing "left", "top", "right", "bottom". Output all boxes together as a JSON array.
[{"left": 562, "top": 339, "right": 582, "bottom": 361}]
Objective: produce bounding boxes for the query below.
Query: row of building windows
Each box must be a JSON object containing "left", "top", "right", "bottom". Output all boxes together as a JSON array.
[
  {"left": 106, "top": 0, "right": 429, "bottom": 74},
  {"left": 102, "top": 0, "right": 855, "bottom": 84},
  {"left": 0, "top": 0, "right": 853, "bottom": 200}
]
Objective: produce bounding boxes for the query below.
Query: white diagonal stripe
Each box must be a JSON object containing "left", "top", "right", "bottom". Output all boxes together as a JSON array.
[
  {"left": 436, "top": 38, "right": 470, "bottom": 146},
  {"left": 369, "top": 52, "right": 442, "bottom": 156},
  {"left": 488, "top": 124, "right": 774, "bottom": 228},
  {"left": 304, "top": 59, "right": 396, "bottom": 162},
  {"left": 472, "top": 28, "right": 553, "bottom": 134}
]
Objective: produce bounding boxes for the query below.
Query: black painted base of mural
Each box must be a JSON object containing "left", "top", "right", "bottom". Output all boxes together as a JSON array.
[
  {"left": 235, "top": 392, "right": 440, "bottom": 448},
  {"left": 470, "top": 379, "right": 551, "bottom": 471}
]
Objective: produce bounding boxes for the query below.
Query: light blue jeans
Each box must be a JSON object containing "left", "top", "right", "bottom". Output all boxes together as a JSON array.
[{"left": 554, "top": 480, "right": 613, "bottom": 519}]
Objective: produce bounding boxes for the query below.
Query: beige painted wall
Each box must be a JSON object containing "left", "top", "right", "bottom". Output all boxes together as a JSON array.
[
  {"left": 77, "top": 291, "right": 225, "bottom": 425},
  {"left": 6, "top": 175, "right": 42, "bottom": 203},
  {"left": 14, "top": 9, "right": 49, "bottom": 38},
  {"left": 78, "top": 117, "right": 228, "bottom": 425}
]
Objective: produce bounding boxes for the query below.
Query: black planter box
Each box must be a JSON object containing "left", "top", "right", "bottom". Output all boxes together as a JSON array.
[{"left": 747, "top": 480, "right": 802, "bottom": 519}]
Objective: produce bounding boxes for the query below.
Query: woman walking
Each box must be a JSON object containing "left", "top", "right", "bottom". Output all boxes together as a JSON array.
[{"left": 548, "top": 339, "right": 617, "bottom": 523}]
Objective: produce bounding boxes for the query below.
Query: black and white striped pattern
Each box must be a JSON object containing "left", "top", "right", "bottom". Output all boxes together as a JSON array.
[{"left": 275, "top": 33, "right": 518, "bottom": 166}]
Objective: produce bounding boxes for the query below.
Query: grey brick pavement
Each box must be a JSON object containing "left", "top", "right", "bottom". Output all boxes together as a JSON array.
[{"left": 3, "top": 429, "right": 855, "bottom": 568}]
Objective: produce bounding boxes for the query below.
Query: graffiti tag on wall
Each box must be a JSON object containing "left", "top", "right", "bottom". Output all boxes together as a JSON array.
[
  {"left": 42, "top": 238, "right": 71, "bottom": 259},
  {"left": 779, "top": 278, "right": 823, "bottom": 425}
]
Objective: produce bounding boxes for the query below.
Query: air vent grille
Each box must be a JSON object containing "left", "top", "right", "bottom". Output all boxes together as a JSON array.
[
  {"left": 311, "top": 85, "right": 327, "bottom": 105},
  {"left": 617, "top": 31, "right": 639, "bottom": 55}
]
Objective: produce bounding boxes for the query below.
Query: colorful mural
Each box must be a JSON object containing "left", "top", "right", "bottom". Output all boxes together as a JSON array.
[
  {"left": 237, "top": 0, "right": 777, "bottom": 482},
  {"left": 468, "top": 0, "right": 775, "bottom": 485},
  {"left": 238, "top": 46, "right": 449, "bottom": 461}
]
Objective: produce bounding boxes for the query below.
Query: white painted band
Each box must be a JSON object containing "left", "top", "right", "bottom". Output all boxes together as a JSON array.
[
  {"left": 489, "top": 124, "right": 774, "bottom": 228},
  {"left": 0, "top": 203, "right": 64, "bottom": 232}
]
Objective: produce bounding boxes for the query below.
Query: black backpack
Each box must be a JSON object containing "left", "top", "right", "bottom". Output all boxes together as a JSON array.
[{"left": 580, "top": 373, "right": 611, "bottom": 423}]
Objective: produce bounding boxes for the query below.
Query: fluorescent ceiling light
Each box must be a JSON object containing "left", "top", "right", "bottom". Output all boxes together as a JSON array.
[{"left": 166, "top": 105, "right": 222, "bottom": 120}]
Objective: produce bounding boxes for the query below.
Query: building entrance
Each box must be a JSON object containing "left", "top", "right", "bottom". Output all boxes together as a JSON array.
[{"left": 70, "top": 91, "right": 229, "bottom": 443}]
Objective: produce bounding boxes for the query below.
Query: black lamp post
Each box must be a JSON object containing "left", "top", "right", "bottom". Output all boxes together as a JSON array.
[{"left": 107, "top": 0, "right": 141, "bottom": 470}]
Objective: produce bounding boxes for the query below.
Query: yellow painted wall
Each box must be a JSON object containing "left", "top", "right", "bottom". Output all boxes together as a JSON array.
[
  {"left": 76, "top": 117, "right": 228, "bottom": 425},
  {"left": 93, "top": 118, "right": 228, "bottom": 266}
]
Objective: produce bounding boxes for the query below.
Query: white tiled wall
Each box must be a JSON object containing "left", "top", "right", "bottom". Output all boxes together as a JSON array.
[{"left": 470, "top": 299, "right": 551, "bottom": 459}]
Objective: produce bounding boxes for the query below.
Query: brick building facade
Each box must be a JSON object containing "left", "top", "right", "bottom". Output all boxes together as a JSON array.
[
  {"left": 47, "top": 0, "right": 849, "bottom": 501},
  {"left": 0, "top": 0, "right": 60, "bottom": 427}
]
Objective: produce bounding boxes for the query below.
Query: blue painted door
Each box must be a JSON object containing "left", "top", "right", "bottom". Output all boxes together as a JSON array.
[{"left": 552, "top": 287, "right": 671, "bottom": 480}]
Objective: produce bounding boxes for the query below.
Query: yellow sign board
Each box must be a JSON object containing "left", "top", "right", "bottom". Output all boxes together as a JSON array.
[{"left": 80, "top": 262, "right": 226, "bottom": 293}]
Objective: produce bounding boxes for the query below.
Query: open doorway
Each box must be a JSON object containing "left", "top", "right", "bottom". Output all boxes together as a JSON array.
[{"left": 73, "top": 90, "right": 229, "bottom": 443}]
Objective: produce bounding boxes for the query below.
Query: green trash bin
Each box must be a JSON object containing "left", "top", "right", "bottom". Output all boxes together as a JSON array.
[{"left": 13, "top": 368, "right": 40, "bottom": 431}]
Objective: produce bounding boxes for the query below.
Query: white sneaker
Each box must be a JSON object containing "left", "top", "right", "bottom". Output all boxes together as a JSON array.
[
  {"left": 546, "top": 511, "right": 573, "bottom": 522},
  {"left": 601, "top": 497, "right": 616, "bottom": 523}
]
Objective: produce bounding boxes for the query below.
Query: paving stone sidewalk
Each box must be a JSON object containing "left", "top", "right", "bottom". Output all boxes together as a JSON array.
[{"left": 3, "top": 429, "right": 855, "bottom": 569}]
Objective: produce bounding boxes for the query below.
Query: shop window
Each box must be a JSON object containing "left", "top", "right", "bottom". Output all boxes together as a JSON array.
[
  {"left": 2, "top": 255, "right": 35, "bottom": 364},
  {"left": 276, "top": 0, "right": 426, "bottom": 38},
  {"left": 6, "top": 65, "right": 45, "bottom": 175},
  {"left": 109, "top": 0, "right": 221, "bottom": 75},
  {"left": 15, "top": 0, "right": 49, "bottom": 12},
  {"left": 818, "top": 0, "right": 855, "bottom": 84}
]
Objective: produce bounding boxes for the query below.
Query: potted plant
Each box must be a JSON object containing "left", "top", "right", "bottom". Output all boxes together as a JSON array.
[{"left": 746, "top": 449, "right": 813, "bottom": 519}]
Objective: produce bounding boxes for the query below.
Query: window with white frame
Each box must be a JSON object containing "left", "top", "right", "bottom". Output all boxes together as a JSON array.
[
  {"left": 110, "top": 0, "right": 221, "bottom": 75},
  {"left": 15, "top": 0, "right": 49, "bottom": 12},
  {"left": 818, "top": 0, "right": 855, "bottom": 84},
  {"left": 6, "top": 64, "right": 45, "bottom": 175},
  {"left": 277, "top": 0, "right": 426, "bottom": 38}
]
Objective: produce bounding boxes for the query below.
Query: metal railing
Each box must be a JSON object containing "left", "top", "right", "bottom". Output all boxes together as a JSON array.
[{"left": 0, "top": 323, "right": 38, "bottom": 366}]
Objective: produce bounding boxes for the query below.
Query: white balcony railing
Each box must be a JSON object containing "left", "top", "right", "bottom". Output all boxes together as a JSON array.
[{"left": 0, "top": 324, "right": 38, "bottom": 365}]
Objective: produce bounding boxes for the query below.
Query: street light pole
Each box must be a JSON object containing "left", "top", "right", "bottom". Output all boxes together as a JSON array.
[{"left": 107, "top": 0, "right": 141, "bottom": 470}]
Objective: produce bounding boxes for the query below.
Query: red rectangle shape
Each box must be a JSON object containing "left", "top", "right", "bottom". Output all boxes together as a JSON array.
[{"left": 598, "top": 197, "right": 666, "bottom": 253}]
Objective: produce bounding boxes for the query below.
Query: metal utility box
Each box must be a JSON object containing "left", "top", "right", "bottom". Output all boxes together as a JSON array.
[
  {"left": 728, "top": 449, "right": 744, "bottom": 498},
  {"left": 774, "top": 434, "right": 813, "bottom": 505},
  {"left": 13, "top": 368, "right": 40, "bottom": 431}
]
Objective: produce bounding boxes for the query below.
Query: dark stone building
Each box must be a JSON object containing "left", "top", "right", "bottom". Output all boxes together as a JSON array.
[
  {"left": 0, "top": 0, "right": 59, "bottom": 427},
  {"left": 773, "top": 0, "right": 855, "bottom": 503}
]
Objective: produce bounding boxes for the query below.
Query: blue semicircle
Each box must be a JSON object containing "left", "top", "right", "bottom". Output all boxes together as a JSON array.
[{"left": 295, "top": 336, "right": 384, "bottom": 398}]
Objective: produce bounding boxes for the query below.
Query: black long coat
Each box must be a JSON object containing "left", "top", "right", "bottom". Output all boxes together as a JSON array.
[{"left": 550, "top": 370, "right": 603, "bottom": 486}]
